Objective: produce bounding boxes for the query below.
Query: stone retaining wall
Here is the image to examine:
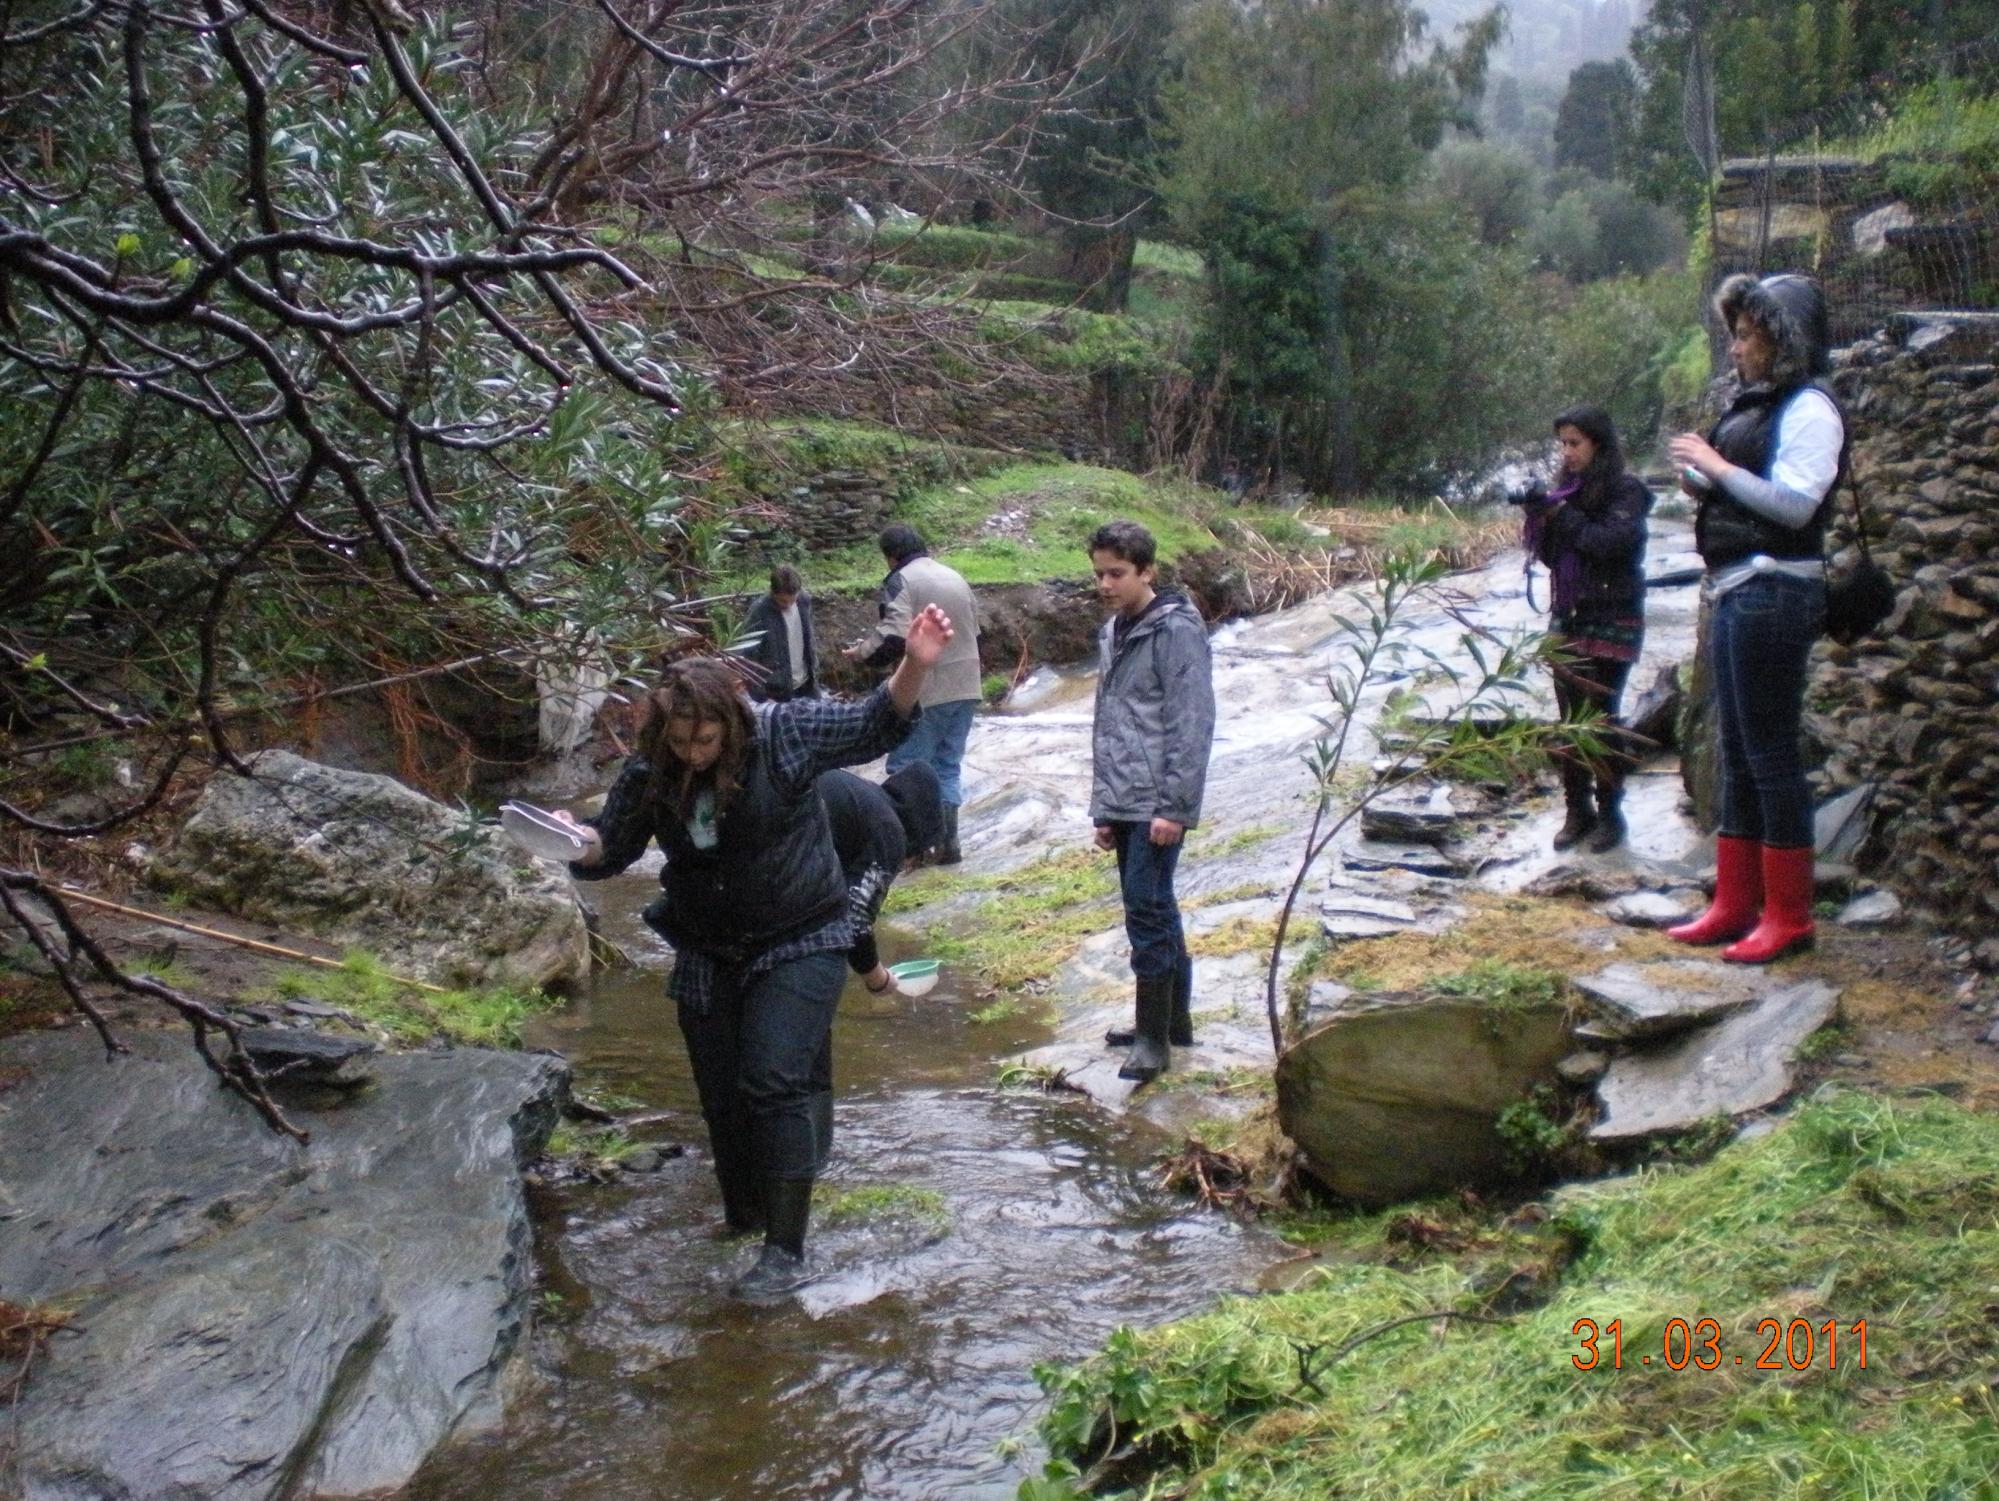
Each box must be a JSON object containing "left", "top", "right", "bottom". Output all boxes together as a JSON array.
[{"left": 1811, "top": 312, "right": 1999, "bottom": 961}]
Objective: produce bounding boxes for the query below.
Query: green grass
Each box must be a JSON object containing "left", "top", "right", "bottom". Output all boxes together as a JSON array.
[
  {"left": 1430, "top": 960, "right": 1568, "bottom": 1012},
  {"left": 814, "top": 1181, "right": 951, "bottom": 1234},
  {"left": 545, "top": 1122, "right": 648, "bottom": 1170},
  {"left": 1835, "top": 80, "right": 1999, "bottom": 211},
  {"left": 869, "top": 220, "right": 1057, "bottom": 274},
  {"left": 1022, "top": 1088, "right": 1999, "bottom": 1499},
  {"left": 1133, "top": 239, "right": 1204, "bottom": 279},
  {"left": 766, "top": 460, "right": 1228, "bottom": 594},
  {"left": 885, "top": 847, "right": 1122, "bottom": 992},
  {"left": 264, "top": 952, "right": 559, "bottom": 1047}
]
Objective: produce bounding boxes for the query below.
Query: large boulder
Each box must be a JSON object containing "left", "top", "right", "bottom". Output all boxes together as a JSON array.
[
  {"left": 0, "top": 1028, "right": 568, "bottom": 1501},
  {"left": 150, "top": 749, "right": 590, "bottom": 990},
  {"left": 1275, "top": 989, "right": 1574, "bottom": 1205}
]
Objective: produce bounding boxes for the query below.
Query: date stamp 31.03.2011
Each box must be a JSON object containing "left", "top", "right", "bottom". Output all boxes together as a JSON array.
[{"left": 1572, "top": 1317, "right": 1868, "bottom": 1372}]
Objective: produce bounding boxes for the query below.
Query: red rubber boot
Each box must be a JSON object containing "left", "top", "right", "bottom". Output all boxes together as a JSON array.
[
  {"left": 1724, "top": 845, "right": 1816, "bottom": 964},
  {"left": 1666, "top": 834, "right": 1764, "bottom": 946}
]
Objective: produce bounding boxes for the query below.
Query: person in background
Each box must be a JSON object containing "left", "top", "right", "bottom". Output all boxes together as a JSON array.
[
  {"left": 742, "top": 563, "right": 818, "bottom": 703},
  {"left": 1516, "top": 404, "right": 1652, "bottom": 853},
  {"left": 558, "top": 606, "right": 955, "bottom": 1303},
  {"left": 817, "top": 763, "right": 943, "bottom": 994},
  {"left": 1666, "top": 271, "right": 1844, "bottom": 964},
  {"left": 845, "top": 524, "right": 982, "bottom": 864},
  {"left": 1087, "top": 520, "right": 1215, "bottom": 1084}
]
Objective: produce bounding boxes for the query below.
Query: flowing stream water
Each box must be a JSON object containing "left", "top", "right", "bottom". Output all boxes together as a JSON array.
[
  {"left": 409, "top": 513, "right": 1702, "bottom": 1499},
  {"left": 406, "top": 866, "right": 1281, "bottom": 1501}
]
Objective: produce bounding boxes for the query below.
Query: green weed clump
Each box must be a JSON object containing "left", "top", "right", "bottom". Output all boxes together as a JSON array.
[
  {"left": 1023, "top": 1088, "right": 1999, "bottom": 1499},
  {"left": 268, "top": 952, "right": 558, "bottom": 1047},
  {"left": 907, "top": 847, "right": 1122, "bottom": 991},
  {"left": 814, "top": 1182, "right": 951, "bottom": 1235}
]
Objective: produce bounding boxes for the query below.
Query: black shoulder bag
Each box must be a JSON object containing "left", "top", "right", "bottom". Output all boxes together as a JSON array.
[{"left": 1824, "top": 469, "right": 1897, "bottom": 646}]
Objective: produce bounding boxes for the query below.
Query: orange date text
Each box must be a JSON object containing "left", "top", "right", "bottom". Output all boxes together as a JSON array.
[{"left": 1571, "top": 1317, "right": 1867, "bottom": 1372}]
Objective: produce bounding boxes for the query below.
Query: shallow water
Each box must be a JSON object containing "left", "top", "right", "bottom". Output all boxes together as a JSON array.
[{"left": 406, "top": 859, "right": 1279, "bottom": 1501}]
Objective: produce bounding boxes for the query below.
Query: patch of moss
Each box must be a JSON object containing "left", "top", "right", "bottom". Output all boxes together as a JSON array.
[{"left": 263, "top": 951, "right": 558, "bottom": 1047}]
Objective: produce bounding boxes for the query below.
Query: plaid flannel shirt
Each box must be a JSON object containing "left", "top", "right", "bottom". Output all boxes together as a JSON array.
[{"left": 574, "top": 685, "right": 918, "bottom": 1011}]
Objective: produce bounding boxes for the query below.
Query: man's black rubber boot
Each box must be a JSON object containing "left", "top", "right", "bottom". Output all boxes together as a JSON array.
[
  {"left": 1117, "top": 973, "right": 1174, "bottom": 1084},
  {"left": 731, "top": 1177, "right": 816, "bottom": 1304},
  {"left": 935, "top": 803, "right": 963, "bottom": 865},
  {"left": 1106, "top": 953, "right": 1194, "bottom": 1048}
]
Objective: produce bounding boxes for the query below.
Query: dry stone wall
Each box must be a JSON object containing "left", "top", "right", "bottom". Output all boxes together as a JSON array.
[{"left": 1812, "top": 312, "right": 1999, "bottom": 961}]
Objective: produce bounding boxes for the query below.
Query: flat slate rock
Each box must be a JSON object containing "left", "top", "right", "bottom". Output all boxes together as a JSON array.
[
  {"left": 1319, "top": 892, "right": 1422, "bottom": 940},
  {"left": 1571, "top": 960, "right": 1762, "bottom": 1041},
  {"left": 1591, "top": 980, "right": 1841, "bottom": 1139},
  {"left": 1340, "top": 840, "right": 1467, "bottom": 878},
  {"left": 1359, "top": 787, "right": 1461, "bottom": 847},
  {"left": 1599, "top": 891, "right": 1698, "bottom": 928},
  {"left": 1837, "top": 890, "right": 1905, "bottom": 927}
]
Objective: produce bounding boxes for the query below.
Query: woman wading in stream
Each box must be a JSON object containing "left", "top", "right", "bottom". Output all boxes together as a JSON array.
[
  {"left": 558, "top": 606, "right": 956, "bottom": 1302},
  {"left": 1516, "top": 404, "right": 1652, "bottom": 853}
]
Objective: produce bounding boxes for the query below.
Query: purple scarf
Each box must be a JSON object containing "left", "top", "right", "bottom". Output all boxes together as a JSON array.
[{"left": 1522, "top": 473, "right": 1585, "bottom": 617}]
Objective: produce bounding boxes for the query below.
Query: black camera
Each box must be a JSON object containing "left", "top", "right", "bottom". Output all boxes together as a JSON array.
[{"left": 1507, "top": 479, "right": 1549, "bottom": 507}]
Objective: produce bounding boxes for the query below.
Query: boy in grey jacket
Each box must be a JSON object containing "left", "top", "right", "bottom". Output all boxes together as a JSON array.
[{"left": 1088, "top": 521, "right": 1216, "bottom": 1082}]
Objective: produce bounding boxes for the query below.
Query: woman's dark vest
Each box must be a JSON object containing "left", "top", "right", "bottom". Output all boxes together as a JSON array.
[
  {"left": 1696, "top": 381, "right": 1842, "bottom": 568},
  {"left": 645, "top": 735, "right": 845, "bottom": 965}
]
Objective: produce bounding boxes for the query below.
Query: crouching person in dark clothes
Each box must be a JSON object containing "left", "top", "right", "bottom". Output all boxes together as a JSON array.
[
  {"left": 1087, "top": 521, "right": 1216, "bottom": 1084},
  {"left": 817, "top": 763, "right": 943, "bottom": 994},
  {"left": 556, "top": 606, "right": 956, "bottom": 1303}
]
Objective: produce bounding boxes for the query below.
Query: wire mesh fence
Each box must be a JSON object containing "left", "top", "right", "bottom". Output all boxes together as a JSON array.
[{"left": 1701, "top": 37, "right": 1999, "bottom": 345}]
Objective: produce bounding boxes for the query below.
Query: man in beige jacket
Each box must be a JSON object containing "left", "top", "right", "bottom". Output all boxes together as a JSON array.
[{"left": 845, "top": 524, "right": 981, "bottom": 862}]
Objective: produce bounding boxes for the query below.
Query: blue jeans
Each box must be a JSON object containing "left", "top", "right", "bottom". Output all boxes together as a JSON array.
[
  {"left": 1710, "top": 572, "right": 1825, "bottom": 848},
  {"left": 676, "top": 949, "right": 846, "bottom": 1183},
  {"left": 1110, "top": 821, "right": 1187, "bottom": 982},
  {"left": 887, "top": 696, "right": 977, "bottom": 806}
]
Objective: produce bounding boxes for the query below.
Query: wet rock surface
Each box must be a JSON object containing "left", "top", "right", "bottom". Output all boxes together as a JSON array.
[
  {"left": 1592, "top": 980, "right": 1842, "bottom": 1139},
  {"left": 1275, "top": 989, "right": 1575, "bottom": 1205},
  {"left": 0, "top": 1028, "right": 567, "bottom": 1501},
  {"left": 1571, "top": 960, "right": 1763, "bottom": 1042},
  {"left": 150, "top": 749, "right": 591, "bottom": 990}
]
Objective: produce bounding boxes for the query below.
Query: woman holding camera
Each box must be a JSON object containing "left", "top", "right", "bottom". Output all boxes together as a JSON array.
[
  {"left": 1664, "top": 272, "right": 1842, "bottom": 964},
  {"left": 1519, "top": 404, "right": 1652, "bottom": 853}
]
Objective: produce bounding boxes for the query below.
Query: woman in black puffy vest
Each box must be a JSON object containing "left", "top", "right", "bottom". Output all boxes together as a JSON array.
[
  {"left": 1518, "top": 404, "right": 1652, "bottom": 853},
  {"left": 1666, "top": 272, "right": 1844, "bottom": 964},
  {"left": 562, "top": 605, "right": 956, "bottom": 1302}
]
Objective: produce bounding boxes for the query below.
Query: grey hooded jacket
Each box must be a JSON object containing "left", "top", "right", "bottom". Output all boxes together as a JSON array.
[{"left": 1089, "top": 592, "right": 1216, "bottom": 828}]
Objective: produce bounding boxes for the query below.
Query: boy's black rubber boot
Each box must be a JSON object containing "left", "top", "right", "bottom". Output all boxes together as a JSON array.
[
  {"left": 935, "top": 803, "right": 963, "bottom": 865},
  {"left": 1117, "top": 974, "right": 1175, "bottom": 1084},
  {"left": 1105, "top": 954, "right": 1194, "bottom": 1048}
]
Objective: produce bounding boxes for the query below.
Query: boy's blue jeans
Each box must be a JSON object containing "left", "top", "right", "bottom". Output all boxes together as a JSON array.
[
  {"left": 887, "top": 695, "right": 976, "bottom": 806},
  {"left": 1710, "top": 572, "right": 1825, "bottom": 849},
  {"left": 1109, "top": 821, "right": 1187, "bottom": 981}
]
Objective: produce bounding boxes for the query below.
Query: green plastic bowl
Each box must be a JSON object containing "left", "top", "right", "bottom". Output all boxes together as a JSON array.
[{"left": 886, "top": 959, "right": 942, "bottom": 997}]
